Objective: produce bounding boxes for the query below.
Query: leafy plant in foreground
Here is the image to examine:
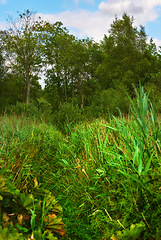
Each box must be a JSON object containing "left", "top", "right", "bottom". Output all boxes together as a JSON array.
[
  {"left": 54, "top": 85, "right": 161, "bottom": 239},
  {"left": 111, "top": 221, "right": 146, "bottom": 240},
  {"left": 0, "top": 174, "right": 66, "bottom": 239},
  {"left": 104, "top": 85, "right": 161, "bottom": 238}
]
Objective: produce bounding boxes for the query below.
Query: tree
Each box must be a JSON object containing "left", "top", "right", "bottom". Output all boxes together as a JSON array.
[
  {"left": 1, "top": 10, "right": 44, "bottom": 104},
  {"left": 69, "top": 38, "right": 102, "bottom": 108},
  {"left": 0, "top": 44, "right": 6, "bottom": 111},
  {"left": 43, "top": 21, "right": 71, "bottom": 108},
  {"left": 43, "top": 22, "right": 91, "bottom": 109},
  {"left": 0, "top": 43, "right": 4, "bottom": 83},
  {"left": 97, "top": 13, "right": 149, "bottom": 93},
  {"left": 0, "top": 42, "right": 22, "bottom": 112}
]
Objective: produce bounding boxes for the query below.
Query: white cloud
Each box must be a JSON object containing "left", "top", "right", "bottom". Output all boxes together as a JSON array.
[
  {"left": 0, "top": 0, "right": 7, "bottom": 4},
  {"left": 38, "top": 10, "right": 113, "bottom": 41},
  {"left": 99, "top": 0, "right": 161, "bottom": 25},
  {"left": 73, "top": 0, "right": 94, "bottom": 5},
  {"left": 37, "top": 0, "right": 161, "bottom": 42},
  {"left": 73, "top": 0, "right": 79, "bottom": 4}
]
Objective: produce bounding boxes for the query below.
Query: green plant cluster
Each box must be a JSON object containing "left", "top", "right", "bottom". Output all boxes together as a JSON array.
[
  {"left": 51, "top": 86, "right": 161, "bottom": 239},
  {"left": 5, "top": 102, "right": 43, "bottom": 119},
  {"left": 0, "top": 86, "right": 161, "bottom": 239},
  {"left": 111, "top": 221, "right": 146, "bottom": 240},
  {"left": 1, "top": 12, "right": 161, "bottom": 124},
  {"left": 0, "top": 117, "right": 66, "bottom": 239},
  {"left": 0, "top": 174, "right": 66, "bottom": 239}
]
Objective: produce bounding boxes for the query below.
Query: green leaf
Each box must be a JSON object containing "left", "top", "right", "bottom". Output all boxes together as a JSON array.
[
  {"left": 19, "top": 193, "right": 34, "bottom": 210},
  {"left": 0, "top": 225, "right": 24, "bottom": 240},
  {"left": 15, "top": 224, "right": 29, "bottom": 233},
  {"left": 44, "top": 214, "right": 66, "bottom": 236},
  {"left": 143, "top": 153, "right": 154, "bottom": 176},
  {"left": 30, "top": 209, "right": 36, "bottom": 231},
  {"left": 138, "top": 157, "right": 143, "bottom": 176},
  {"left": 118, "top": 170, "right": 145, "bottom": 188},
  {"left": 45, "top": 193, "right": 62, "bottom": 214}
]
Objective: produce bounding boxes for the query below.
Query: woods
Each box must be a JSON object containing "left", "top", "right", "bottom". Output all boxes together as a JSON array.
[
  {"left": 0, "top": 10, "right": 161, "bottom": 240},
  {"left": 0, "top": 11, "right": 161, "bottom": 125}
]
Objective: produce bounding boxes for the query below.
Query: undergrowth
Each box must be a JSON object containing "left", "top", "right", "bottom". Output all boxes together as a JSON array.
[{"left": 0, "top": 86, "right": 161, "bottom": 239}]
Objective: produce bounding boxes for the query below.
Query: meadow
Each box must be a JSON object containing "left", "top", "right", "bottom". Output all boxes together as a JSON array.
[{"left": 0, "top": 86, "right": 161, "bottom": 239}]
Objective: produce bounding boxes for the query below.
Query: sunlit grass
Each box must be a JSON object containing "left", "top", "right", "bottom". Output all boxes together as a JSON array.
[{"left": 0, "top": 86, "right": 161, "bottom": 239}]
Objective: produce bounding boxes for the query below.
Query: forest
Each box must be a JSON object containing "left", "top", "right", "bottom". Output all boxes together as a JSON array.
[{"left": 0, "top": 10, "right": 161, "bottom": 239}]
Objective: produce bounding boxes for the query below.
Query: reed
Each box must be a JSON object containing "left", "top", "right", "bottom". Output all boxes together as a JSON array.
[{"left": 0, "top": 86, "right": 161, "bottom": 239}]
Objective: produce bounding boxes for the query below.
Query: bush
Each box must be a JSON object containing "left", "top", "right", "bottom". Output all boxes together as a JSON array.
[
  {"left": 51, "top": 102, "right": 82, "bottom": 133},
  {"left": 143, "top": 82, "right": 161, "bottom": 112},
  {"left": 100, "top": 87, "right": 129, "bottom": 115},
  {"left": 5, "top": 102, "right": 43, "bottom": 119},
  {"left": 86, "top": 87, "right": 129, "bottom": 119}
]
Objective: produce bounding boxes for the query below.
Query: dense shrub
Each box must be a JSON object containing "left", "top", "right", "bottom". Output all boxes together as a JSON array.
[
  {"left": 86, "top": 87, "right": 129, "bottom": 119},
  {"left": 5, "top": 101, "right": 43, "bottom": 119},
  {"left": 51, "top": 102, "right": 82, "bottom": 132}
]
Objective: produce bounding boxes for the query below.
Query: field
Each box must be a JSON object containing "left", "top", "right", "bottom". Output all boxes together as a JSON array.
[{"left": 0, "top": 87, "right": 161, "bottom": 239}]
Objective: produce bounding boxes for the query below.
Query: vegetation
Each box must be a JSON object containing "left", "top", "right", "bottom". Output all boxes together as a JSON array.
[
  {"left": 0, "top": 85, "right": 161, "bottom": 239},
  {"left": 0, "top": 10, "right": 161, "bottom": 239},
  {"left": 1, "top": 11, "right": 161, "bottom": 121}
]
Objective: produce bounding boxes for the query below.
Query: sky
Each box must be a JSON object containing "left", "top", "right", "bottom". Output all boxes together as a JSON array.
[
  {"left": 1, "top": 0, "right": 161, "bottom": 88},
  {"left": 1, "top": 0, "right": 161, "bottom": 47}
]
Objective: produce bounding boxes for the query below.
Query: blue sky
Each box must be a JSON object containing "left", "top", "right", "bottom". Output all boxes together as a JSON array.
[{"left": 1, "top": 0, "right": 161, "bottom": 46}]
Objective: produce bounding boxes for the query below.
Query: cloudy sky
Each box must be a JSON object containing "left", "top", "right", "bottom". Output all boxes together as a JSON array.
[{"left": 1, "top": 0, "right": 161, "bottom": 46}]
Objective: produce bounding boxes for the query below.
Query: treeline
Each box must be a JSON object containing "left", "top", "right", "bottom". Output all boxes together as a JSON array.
[{"left": 0, "top": 10, "right": 161, "bottom": 127}]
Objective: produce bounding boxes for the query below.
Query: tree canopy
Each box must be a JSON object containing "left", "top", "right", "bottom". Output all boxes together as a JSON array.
[{"left": 0, "top": 11, "right": 161, "bottom": 119}]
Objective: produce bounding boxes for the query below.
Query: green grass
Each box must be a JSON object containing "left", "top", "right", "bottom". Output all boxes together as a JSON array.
[
  {"left": 0, "top": 116, "right": 64, "bottom": 193},
  {"left": 0, "top": 86, "right": 161, "bottom": 239}
]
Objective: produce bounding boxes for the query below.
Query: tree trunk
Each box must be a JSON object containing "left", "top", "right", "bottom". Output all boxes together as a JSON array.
[
  {"left": 26, "top": 70, "right": 30, "bottom": 104},
  {"left": 71, "top": 76, "right": 74, "bottom": 106},
  {"left": 81, "top": 92, "right": 84, "bottom": 108},
  {"left": 64, "top": 71, "right": 68, "bottom": 103}
]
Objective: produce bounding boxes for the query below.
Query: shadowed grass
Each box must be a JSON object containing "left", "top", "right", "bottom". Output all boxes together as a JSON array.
[{"left": 0, "top": 116, "right": 64, "bottom": 193}]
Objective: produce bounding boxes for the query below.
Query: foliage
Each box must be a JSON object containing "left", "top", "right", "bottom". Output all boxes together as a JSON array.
[
  {"left": 51, "top": 102, "right": 82, "bottom": 133},
  {"left": 1, "top": 8, "right": 161, "bottom": 239},
  {"left": 111, "top": 221, "right": 146, "bottom": 240},
  {"left": 1, "top": 85, "right": 161, "bottom": 239},
  {"left": 144, "top": 82, "right": 161, "bottom": 112},
  {"left": 0, "top": 115, "right": 63, "bottom": 193},
  {"left": 1, "top": 11, "right": 161, "bottom": 117},
  {"left": 0, "top": 174, "right": 66, "bottom": 239},
  {"left": 100, "top": 86, "right": 129, "bottom": 115},
  {"left": 0, "top": 116, "right": 66, "bottom": 238},
  {"left": 49, "top": 85, "right": 161, "bottom": 239},
  {"left": 97, "top": 13, "right": 160, "bottom": 95},
  {"left": 37, "top": 97, "right": 53, "bottom": 120},
  {"left": 1, "top": 10, "right": 43, "bottom": 104},
  {"left": 5, "top": 102, "right": 43, "bottom": 119}
]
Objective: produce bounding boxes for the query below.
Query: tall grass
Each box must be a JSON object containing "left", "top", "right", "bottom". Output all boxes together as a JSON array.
[
  {"left": 0, "top": 116, "right": 64, "bottom": 193},
  {"left": 0, "top": 85, "right": 161, "bottom": 239},
  {"left": 52, "top": 86, "right": 161, "bottom": 239}
]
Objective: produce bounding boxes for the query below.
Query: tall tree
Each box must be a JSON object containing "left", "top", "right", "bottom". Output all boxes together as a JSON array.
[
  {"left": 43, "top": 19, "right": 102, "bottom": 110},
  {"left": 97, "top": 13, "right": 149, "bottom": 92},
  {"left": 1, "top": 10, "right": 44, "bottom": 103},
  {"left": 0, "top": 44, "right": 4, "bottom": 82},
  {"left": 43, "top": 21, "right": 70, "bottom": 107},
  {"left": 0, "top": 40, "right": 22, "bottom": 111},
  {"left": 69, "top": 38, "right": 101, "bottom": 108},
  {"left": 0, "top": 43, "right": 5, "bottom": 111}
]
